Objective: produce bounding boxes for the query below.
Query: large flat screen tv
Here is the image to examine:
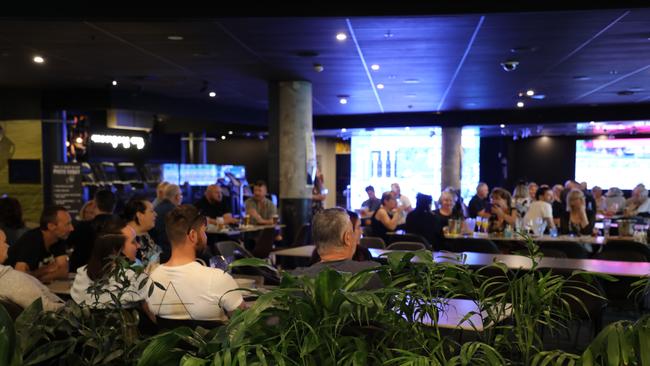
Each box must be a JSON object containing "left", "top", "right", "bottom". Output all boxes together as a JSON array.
[{"left": 575, "top": 138, "right": 650, "bottom": 189}]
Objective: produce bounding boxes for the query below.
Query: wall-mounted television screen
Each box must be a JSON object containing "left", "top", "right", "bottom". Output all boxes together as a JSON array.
[{"left": 575, "top": 138, "right": 650, "bottom": 189}]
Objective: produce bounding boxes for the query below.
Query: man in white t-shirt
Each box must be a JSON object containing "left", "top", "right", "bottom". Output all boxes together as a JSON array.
[
  {"left": 523, "top": 186, "right": 556, "bottom": 232},
  {"left": 391, "top": 183, "right": 413, "bottom": 225},
  {"left": 147, "top": 205, "right": 245, "bottom": 322}
]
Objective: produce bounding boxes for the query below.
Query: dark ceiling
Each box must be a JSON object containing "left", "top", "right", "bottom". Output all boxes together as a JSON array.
[{"left": 2, "top": 5, "right": 650, "bottom": 129}]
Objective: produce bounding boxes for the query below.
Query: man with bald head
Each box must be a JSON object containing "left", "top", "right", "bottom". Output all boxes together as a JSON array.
[{"left": 194, "top": 184, "right": 237, "bottom": 225}]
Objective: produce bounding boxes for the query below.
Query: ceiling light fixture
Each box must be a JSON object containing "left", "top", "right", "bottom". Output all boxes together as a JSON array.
[
  {"left": 500, "top": 124, "right": 506, "bottom": 128},
  {"left": 111, "top": 80, "right": 118, "bottom": 86},
  {"left": 33, "top": 55, "right": 45, "bottom": 64},
  {"left": 221, "top": 135, "right": 226, "bottom": 140},
  {"left": 336, "top": 33, "right": 347, "bottom": 41},
  {"left": 376, "top": 83, "right": 384, "bottom": 89},
  {"left": 167, "top": 35, "right": 184, "bottom": 41},
  {"left": 341, "top": 128, "right": 347, "bottom": 132},
  {"left": 526, "top": 89, "right": 535, "bottom": 96},
  {"left": 371, "top": 64, "right": 380, "bottom": 71},
  {"left": 589, "top": 121, "right": 595, "bottom": 125},
  {"left": 339, "top": 98, "right": 348, "bottom": 105},
  {"left": 209, "top": 91, "right": 217, "bottom": 98},
  {"left": 516, "top": 101, "right": 525, "bottom": 108},
  {"left": 228, "top": 131, "right": 233, "bottom": 135}
]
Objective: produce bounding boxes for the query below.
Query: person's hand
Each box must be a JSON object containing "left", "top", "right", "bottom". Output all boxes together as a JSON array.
[{"left": 491, "top": 205, "right": 504, "bottom": 217}]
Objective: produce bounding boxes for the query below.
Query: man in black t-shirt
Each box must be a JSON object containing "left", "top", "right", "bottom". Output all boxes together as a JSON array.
[
  {"left": 468, "top": 182, "right": 490, "bottom": 219},
  {"left": 6, "top": 206, "right": 74, "bottom": 283},
  {"left": 194, "top": 184, "right": 237, "bottom": 225}
]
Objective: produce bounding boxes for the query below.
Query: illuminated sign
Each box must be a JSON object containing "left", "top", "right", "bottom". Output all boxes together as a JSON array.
[{"left": 90, "top": 134, "right": 145, "bottom": 150}]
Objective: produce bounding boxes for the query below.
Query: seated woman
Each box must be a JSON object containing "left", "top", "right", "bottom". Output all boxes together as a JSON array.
[
  {"left": 432, "top": 191, "right": 461, "bottom": 248},
  {"left": 71, "top": 219, "right": 152, "bottom": 316},
  {"left": 370, "top": 191, "right": 403, "bottom": 243},
  {"left": 405, "top": 193, "right": 436, "bottom": 249},
  {"left": 0, "top": 229, "right": 64, "bottom": 313},
  {"left": 0, "top": 197, "right": 29, "bottom": 246},
  {"left": 122, "top": 197, "right": 160, "bottom": 267},
  {"left": 560, "top": 189, "right": 595, "bottom": 236},
  {"left": 310, "top": 210, "right": 372, "bottom": 264},
  {"left": 487, "top": 188, "right": 518, "bottom": 233}
]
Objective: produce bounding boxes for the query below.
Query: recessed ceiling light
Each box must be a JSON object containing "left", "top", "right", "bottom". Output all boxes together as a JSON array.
[
  {"left": 526, "top": 89, "right": 535, "bottom": 96},
  {"left": 111, "top": 80, "right": 118, "bottom": 86},
  {"left": 33, "top": 55, "right": 45, "bottom": 64},
  {"left": 500, "top": 124, "right": 506, "bottom": 128},
  {"left": 403, "top": 79, "right": 420, "bottom": 84},
  {"left": 209, "top": 92, "right": 217, "bottom": 98},
  {"left": 341, "top": 128, "right": 347, "bottom": 132},
  {"left": 371, "top": 64, "right": 380, "bottom": 71},
  {"left": 339, "top": 98, "right": 348, "bottom": 105},
  {"left": 228, "top": 131, "right": 233, "bottom": 135},
  {"left": 167, "top": 35, "right": 184, "bottom": 41},
  {"left": 376, "top": 83, "right": 384, "bottom": 89},
  {"left": 336, "top": 33, "right": 347, "bottom": 41},
  {"left": 516, "top": 101, "right": 525, "bottom": 108},
  {"left": 589, "top": 121, "right": 595, "bottom": 125},
  {"left": 221, "top": 135, "right": 226, "bottom": 140}
]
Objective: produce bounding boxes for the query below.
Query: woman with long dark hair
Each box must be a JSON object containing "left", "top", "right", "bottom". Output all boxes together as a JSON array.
[{"left": 71, "top": 219, "right": 151, "bottom": 313}]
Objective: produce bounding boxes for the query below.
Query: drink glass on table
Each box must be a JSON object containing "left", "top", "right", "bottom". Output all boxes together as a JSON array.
[
  {"left": 603, "top": 218, "right": 611, "bottom": 238},
  {"left": 244, "top": 214, "right": 251, "bottom": 226},
  {"left": 272, "top": 214, "right": 279, "bottom": 225}
]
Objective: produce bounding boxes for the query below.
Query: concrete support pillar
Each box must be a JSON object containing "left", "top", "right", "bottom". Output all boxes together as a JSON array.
[
  {"left": 268, "top": 81, "right": 314, "bottom": 245},
  {"left": 441, "top": 127, "right": 462, "bottom": 191},
  {"left": 198, "top": 132, "right": 207, "bottom": 164}
]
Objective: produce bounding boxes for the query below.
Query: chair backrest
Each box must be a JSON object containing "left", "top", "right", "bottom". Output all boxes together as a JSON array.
[
  {"left": 449, "top": 239, "right": 500, "bottom": 254},
  {"left": 385, "top": 233, "right": 430, "bottom": 247},
  {"left": 386, "top": 241, "right": 426, "bottom": 251},
  {"left": 594, "top": 240, "right": 650, "bottom": 262},
  {"left": 293, "top": 224, "right": 311, "bottom": 246},
  {"left": 216, "top": 240, "right": 254, "bottom": 259},
  {"left": 538, "top": 242, "right": 589, "bottom": 259},
  {"left": 156, "top": 316, "right": 224, "bottom": 331},
  {"left": 360, "top": 236, "right": 386, "bottom": 249},
  {"left": 252, "top": 227, "right": 275, "bottom": 258}
]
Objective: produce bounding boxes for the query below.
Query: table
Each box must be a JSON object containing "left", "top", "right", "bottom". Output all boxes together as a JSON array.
[
  {"left": 47, "top": 278, "right": 74, "bottom": 296},
  {"left": 445, "top": 232, "right": 607, "bottom": 245},
  {"left": 206, "top": 224, "right": 284, "bottom": 235},
  {"left": 409, "top": 298, "right": 511, "bottom": 331}
]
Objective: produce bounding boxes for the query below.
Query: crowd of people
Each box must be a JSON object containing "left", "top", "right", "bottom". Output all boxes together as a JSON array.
[{"left": 357, "top": 180, "right": 650, "bottom": 250}]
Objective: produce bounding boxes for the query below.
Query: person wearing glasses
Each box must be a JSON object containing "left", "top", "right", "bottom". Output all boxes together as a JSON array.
[{"left": 147, "top": 205, "right": 246, "bottom": 322}]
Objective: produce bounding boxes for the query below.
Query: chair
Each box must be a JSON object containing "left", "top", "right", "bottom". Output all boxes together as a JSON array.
[
  {"left": 538, "top": 242, "right": 589, "bottom": 259},
  {"left": 539, "top": 268, "right": 607, "bottom": 348},
  {"left": 448, "top": 239, "right": 500, "bottom": 254},
  {"left": 293, "top": 224, "right": 311, "bottom": 247},
  {"left": 360, "top": 236, "right": 386, "bottom": 249},
  {"left": 252, "top": 227, "right": 276, "bottom": 259},
  {"left": 216, "top": 240, "right": 254, "bottom": 259},
  {"left": 386, "top": 241, "right": 426, "bottom": 251},
  {"left": 385, "top": 233, "right": 431, "bottom": 248},
  {"left": 156, "top": 316, "right": 225, "bottom": 331},
  {"left": 592, "top": 240, "right": 650, "bottom": 311}
]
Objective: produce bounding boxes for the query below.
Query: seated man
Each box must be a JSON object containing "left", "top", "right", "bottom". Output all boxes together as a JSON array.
[
  {"left": 195, "top": 184, "right": 237, "bottom": 225},
  {"left": 244, "top": 180, "right": 277, "bottom": 225},
  {"left": 293, "top": 207, "right": 382, "bottom": 289},
  {"left": 467, "top": 182, "right": 490, "bottom": 219},
  {"left": 147, "top": 205, "right": 245, "bottom": 322},
  {"left": 6, "top": 205, "right": 74, "bottom": 283},
  {"left": 523, "top": 186, "right": 556, "bottom": 232},
  {"left": 0, "top": 228, "right": 64, "bottom": 312},
  {"left": 68, "top": 189, "right": 117, "bottom": 272},
  {"left": 360, "top": 185, "right": 381, "bottom": 217},
  {"left": 152, "top": 184, "right": 183, "bottom": 263}
]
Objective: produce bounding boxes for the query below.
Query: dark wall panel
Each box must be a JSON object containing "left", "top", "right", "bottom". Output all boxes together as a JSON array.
[
  {"left": 206, "top": 138, "right": 269, "bottom": 185},
  {"left": 481, "top": 136, "right": 575, "bottom": 191}
]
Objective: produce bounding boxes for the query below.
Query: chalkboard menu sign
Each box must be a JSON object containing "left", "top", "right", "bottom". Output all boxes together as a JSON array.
[{"left": 51, "top": 163, "right": 83, "bottom": 215}]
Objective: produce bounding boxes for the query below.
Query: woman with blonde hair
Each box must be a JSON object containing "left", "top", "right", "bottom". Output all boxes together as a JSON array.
[{"left": 560, "top": 189, "right": 595, "bottom": 235}]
